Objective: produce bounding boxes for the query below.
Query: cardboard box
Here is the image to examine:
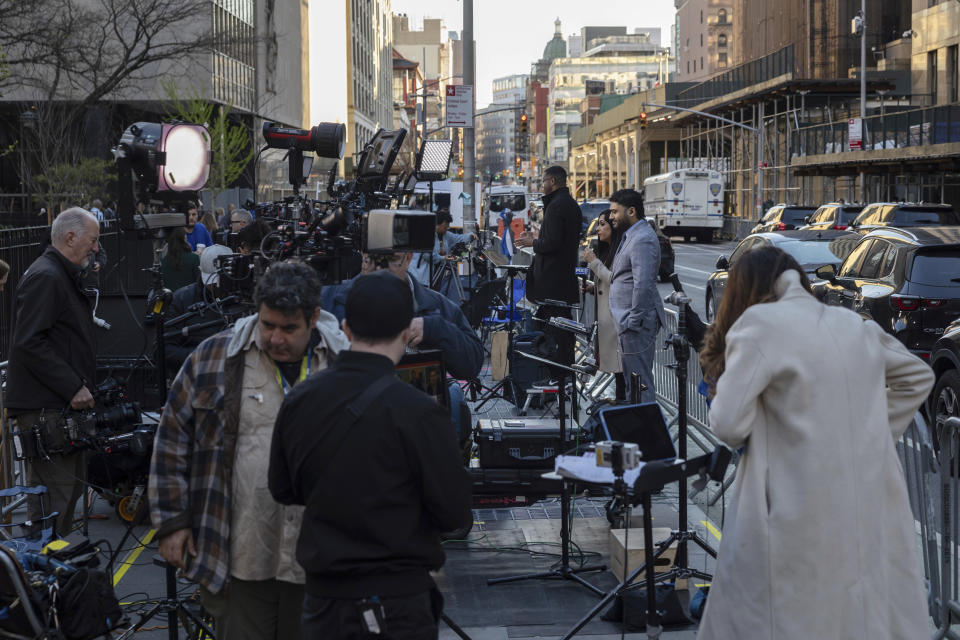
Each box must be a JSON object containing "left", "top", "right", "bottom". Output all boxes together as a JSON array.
[{"left": 609, "top": 527, "right": 687, "bottom": 590}]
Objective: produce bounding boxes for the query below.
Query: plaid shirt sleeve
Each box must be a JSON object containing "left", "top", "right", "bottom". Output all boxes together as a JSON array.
[{"left": 149, "top": 352, "right": 199, "bottom": 539}]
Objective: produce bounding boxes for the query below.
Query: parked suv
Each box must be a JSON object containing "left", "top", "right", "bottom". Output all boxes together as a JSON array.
[
  {"left": 929, "top": 321, "right": 960, "bottom": 451},
  {"left": 801, "top": 203, "right": 864, "bottom": 231},
  {"left": 850, "top": 202, "right": 960, "bottom": 234},
  {"left": 750, "top": 204, "right": 819, "bottom": 234},
  {"left": 815, "top": 226, "right": 960, "bottom": 358}
]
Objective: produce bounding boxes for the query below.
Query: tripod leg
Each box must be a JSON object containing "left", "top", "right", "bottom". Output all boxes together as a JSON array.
[
  {"left": 440, "top": 613, "right": 472, "bottom": 640},
  {"left": 642, "top": 493, "right": 661, "bottom": 638}
]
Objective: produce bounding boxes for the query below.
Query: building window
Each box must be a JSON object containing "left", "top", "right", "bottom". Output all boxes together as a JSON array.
[
  {"left": 718, "top": 9, "right": 727, "bottom": 24},
  {"left": 700, "top": 34, "right": 703, "bottom": 47},
  {"left": 700, "top": 9, "right": 703, "bottom": 23},
  {"left": 929, "top": 50, "right": 939, "bottom": 104},
  {"left": 950, "top": 45, "right": 958, "bottom": 103},
  {"left": 693, "top": 59, "right": 697, "bottom": 72},
  {"left": 718, "top": 34, "right": 727, "bottom": 48},
  {"left": 687, "top": 60, "right": 690, "bottom": 74},
  {"left": 701, "top": 56, "right": 704, "bottom": 69},
  {"left": 718, "top": 52, "right": 728, "bottom": 66}
]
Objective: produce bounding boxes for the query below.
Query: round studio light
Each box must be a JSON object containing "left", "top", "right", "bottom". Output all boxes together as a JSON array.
[{"left": 159, "top": 124, "right": 211, "bottom": 191}]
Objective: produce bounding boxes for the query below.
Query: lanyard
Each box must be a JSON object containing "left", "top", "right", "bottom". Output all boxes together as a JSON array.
[{"left": 273, "top": 351, "right": 311, "bottom": 396}]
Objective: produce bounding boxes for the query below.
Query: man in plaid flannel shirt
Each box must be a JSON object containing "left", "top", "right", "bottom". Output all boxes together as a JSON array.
[{"left": 148, "top": 261, "right": 350, "bottom": 640}]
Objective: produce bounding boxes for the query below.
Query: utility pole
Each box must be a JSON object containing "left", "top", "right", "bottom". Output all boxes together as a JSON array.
[
  {"left": 859, "top": 0, "right": 867, "bottom": 202},
  {"left": 462, "top": 0, "right": 477, "bottom": 234}
]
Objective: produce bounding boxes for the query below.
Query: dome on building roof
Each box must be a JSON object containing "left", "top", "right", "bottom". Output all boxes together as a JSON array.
[{"left": 542, "top": 19, "right": 566, "bottom": 62}]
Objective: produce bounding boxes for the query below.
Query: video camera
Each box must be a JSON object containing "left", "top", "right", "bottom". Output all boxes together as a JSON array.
[
  {"left": 11, "top": 380, "right": 145, "bottom": 460},
  {"left": 251, "top": 124, "right": 436, "bottom": 285}
]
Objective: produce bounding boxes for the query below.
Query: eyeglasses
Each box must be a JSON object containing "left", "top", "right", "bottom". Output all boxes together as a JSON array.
[{"left": 230, "top": 219, "right": 243, "bottom": 225}]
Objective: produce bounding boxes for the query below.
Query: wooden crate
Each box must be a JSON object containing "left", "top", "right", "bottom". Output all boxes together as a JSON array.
[{"left": 609, "top": 527, "right": 687, "bottom": 590}]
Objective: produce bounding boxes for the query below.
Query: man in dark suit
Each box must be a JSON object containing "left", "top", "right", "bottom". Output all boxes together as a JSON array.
[{"left": 516, "top": 165, "right": 582, "bottom": 366}]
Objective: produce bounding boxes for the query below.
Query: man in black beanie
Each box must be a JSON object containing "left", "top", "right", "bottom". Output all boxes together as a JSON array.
[{"left": 269, "top": 271, "right": 472, "bottom": 640}]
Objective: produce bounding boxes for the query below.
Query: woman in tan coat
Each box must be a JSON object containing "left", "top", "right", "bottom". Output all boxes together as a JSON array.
[
  {"left": 698, "top": 246, "right": 933, "bottom": 640},
  {"left": 582, "top": 210, "right": 625, "bottom": 400}
]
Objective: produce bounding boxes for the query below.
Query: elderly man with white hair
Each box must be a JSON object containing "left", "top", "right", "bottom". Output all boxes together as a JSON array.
[{"left": 6, "top": 207, "right": 101, "bottom": 536}]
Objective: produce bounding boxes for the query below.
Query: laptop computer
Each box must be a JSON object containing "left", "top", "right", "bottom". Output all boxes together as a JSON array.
[{"left": 598, "top": 403, "right": 677, "bottom": 462}]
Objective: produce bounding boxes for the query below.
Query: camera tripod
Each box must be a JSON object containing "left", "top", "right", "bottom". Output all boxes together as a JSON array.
[
  {"left": 473, "top": 263, "right": 529, "bottom": 411},
  {"left": 559, "top": 448, "right": 730, "bottom": 640},
  {"left": 486, "top": 349, "right": 606, "bottom": 596},
  {"left": 116, "top": 556, "right": 215, "bottom": 640},
  {"left": 640, "top": 287, "right": 718, "bottom": 589}
]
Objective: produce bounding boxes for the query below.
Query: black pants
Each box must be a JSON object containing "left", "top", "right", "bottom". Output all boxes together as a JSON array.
[
  {"left": 301, "top": 589, "right": 442, "bottom": 640},
  {"left": 535, "top": 304, "right": 574, "bottom": 370}
]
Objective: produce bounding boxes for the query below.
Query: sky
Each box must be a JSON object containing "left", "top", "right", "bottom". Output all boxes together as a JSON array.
[{"left": 391, "top": 0, "right": 678, "bottom": 107}]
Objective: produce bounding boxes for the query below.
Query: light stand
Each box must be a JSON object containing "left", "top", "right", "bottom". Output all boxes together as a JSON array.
[
  {"left": 115, "top": 556, "right": 215, "bottom": 640},
  {"left": 630, "top": 290, "right": 717, "bottom": 590},
  {"left": 414, "top": 138, "right": 453, "bottom": 286},
  {"left": 486, "top": 348, "right": 606, "bottom": 595}
]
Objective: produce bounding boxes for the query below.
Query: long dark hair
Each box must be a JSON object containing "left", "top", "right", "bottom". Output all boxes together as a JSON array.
[
  {"left": 166, "top": 227, "right": 191, "bottom": 270},
  {"left": 596, "top": 210, "right": 624, "bottom": 269},
  {"left": 699, "top": 245, "right": 812, "bottom": 396}
]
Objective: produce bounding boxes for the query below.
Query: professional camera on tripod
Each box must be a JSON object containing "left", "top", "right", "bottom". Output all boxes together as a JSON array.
[{"left": 251, "top": 123, "right": 437, "bottom": 284}]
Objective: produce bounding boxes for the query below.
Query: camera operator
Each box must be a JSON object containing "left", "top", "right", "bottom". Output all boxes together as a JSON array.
[
  {"left": 164, "top": 244, "right": 237, "bottom": 375},
  {"left": 269, "top": 271, "right": 472, "bottom": 639},
  {"left": 608, "top": 188, "right": 664, "bottom": 403},
  {"left": 6, "top": 208, "right": 100, "bottom": 536},
  {"left": 409, "top": 209, "right": 475, "bottom": 297},
  {"left": 322, "top": 252, "right": 483, "bottom": 442},
  {"left": 514, "top": 166, "right": 581, "bottom": 366},
  {"left": 149, "top": 261, "right": 350, "bottom": 640}
]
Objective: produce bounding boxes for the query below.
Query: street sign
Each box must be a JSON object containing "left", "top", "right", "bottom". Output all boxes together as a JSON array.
[
  {"left": 849, "top": 118, "right": 863, "bottom": 150},
  {"left": 445, "top": 85, "right": 474, "bottom": 128}
]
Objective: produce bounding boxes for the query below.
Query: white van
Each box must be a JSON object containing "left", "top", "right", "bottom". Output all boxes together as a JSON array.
[{"left": 643, "top": 169, "right": 724, "bottom": 242}]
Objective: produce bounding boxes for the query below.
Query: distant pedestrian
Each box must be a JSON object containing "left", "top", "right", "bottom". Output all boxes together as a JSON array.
[
  {"left": 581, "top": 210, "right": 625, "bottom": 400},
  {"left": 184, "top": 202, "right": 213, "bottom": 251},
  {"left": 200, "top": 210, "right": 219, "bottom": 235},
  {"left": 697, "top": 245, "right": 933, "bottom": 639}
]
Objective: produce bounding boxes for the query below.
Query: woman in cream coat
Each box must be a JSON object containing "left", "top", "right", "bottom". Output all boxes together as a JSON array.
[
  {"left": 582, "top": 210, "right": 625, "bottom": 400},
  {"left": 697, "top": 245, "right": 933, "bottom": 640}
]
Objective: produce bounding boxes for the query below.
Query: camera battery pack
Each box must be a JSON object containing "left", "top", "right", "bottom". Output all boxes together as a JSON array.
[{"left": 475, "top": 419, "right": 583, "bottom": 469}]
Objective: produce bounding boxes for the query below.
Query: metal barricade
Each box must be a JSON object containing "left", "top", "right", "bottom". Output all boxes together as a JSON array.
[
  {"left": 0, "top": 360, "right": 26, "bottom": 520},
  {"left": 932, "top": 417, "right": 960, "bottom": 638}
]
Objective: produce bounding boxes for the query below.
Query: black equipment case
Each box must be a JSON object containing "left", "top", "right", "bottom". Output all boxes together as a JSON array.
[{"left": 475, "top": 418, "right": 583, "bottom": 469}]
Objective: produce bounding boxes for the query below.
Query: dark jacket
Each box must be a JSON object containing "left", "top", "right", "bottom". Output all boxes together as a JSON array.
[
  {"left": 160, "top": 250, "right": 200, "bottom": 291},
  {"left": 268, "top": 350, "right": 473, "bottom": 598},
  {"left": 322, "top": 273, "right": 483, "bottom": 380},
  {"left": 529, "top": 186, "right": 581, "bottom": 304},
  {"left": 6, "top": 247, "right": 97, "bottom": 412}
]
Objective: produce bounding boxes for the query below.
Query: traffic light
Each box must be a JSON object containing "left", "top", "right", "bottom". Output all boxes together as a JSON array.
[
  {"left": 516, "top": 156, "right": 521, "bottom": 167},
  {"left": 640, "top": 112, "right": 648, "bottom": 130},
  {"left": 520, "top": 113, "right": 528, "bottom": 134}
]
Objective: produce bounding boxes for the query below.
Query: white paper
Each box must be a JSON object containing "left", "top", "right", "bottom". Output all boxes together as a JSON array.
[{"left": 554, "top": 453, "right": 645, "bottom": 485}]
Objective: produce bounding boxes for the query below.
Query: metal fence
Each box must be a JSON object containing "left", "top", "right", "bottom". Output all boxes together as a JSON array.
[
  {"left": 720, "top": 215, "right": 757, "bottom": 242},
  {"left": 796, "top": 104, "right": 960, "bottom": 158}
]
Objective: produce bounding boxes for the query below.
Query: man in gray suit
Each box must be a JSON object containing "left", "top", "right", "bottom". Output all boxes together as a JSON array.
[{"left": 608, "top": 189, "right": 665, "bottom": 403}]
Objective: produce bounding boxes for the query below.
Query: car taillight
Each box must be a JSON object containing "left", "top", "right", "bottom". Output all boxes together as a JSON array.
[
  {"left": 890, "top": 295, "right": 921, "bottom": 311},
  {"left": 923, "top": 299, "right": 946, "bottom": 308},
  {"left": 776, "top": 222, "right": 787, "bottom": 230},
  {"left": 833, "top": 224, "right": 848, "bottom": 230},
  {"left": 920, "top": 352, "right": 931, "bottom": 360}
]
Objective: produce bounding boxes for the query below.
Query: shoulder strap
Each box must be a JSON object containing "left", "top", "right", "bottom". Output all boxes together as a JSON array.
[{"left": 307, "top": 373, "right": 398, "bottom": 472}]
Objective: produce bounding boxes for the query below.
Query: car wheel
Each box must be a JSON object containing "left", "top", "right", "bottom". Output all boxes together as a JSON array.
[
  {"left": 933, "top": 369, "right": 960, "bottom": 454},
  {"left": 706, "top": 291, "right": 716, "bottom": 323}
]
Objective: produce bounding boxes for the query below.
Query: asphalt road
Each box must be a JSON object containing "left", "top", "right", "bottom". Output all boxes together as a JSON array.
[{"left": 656, "top": 237, "right": 739, "bottom": 319}]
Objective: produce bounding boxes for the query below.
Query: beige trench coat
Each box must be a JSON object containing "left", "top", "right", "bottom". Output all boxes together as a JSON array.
[
  {"left": 587, "top": 258, "right": 622, "bottom": 374},
  {"left": 698, "top": 269, "right": 934, "bottom": 640}
]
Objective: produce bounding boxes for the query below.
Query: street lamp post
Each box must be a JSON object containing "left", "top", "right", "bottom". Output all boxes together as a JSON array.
[{"left": 462, "top": 0, "right": 477, "bottom": 234}]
